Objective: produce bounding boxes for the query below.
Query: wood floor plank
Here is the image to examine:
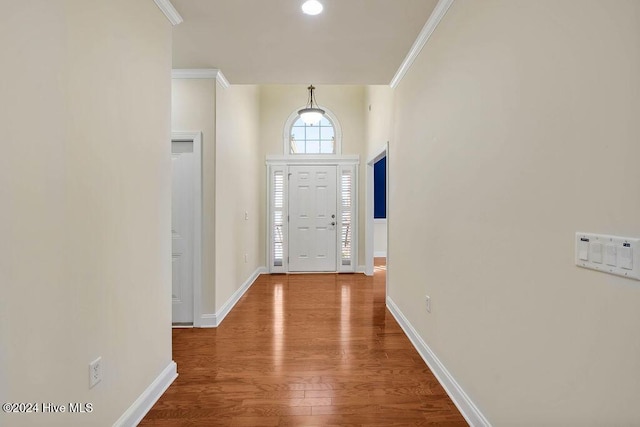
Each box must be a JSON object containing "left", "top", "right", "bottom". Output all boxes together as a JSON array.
[{"left": 140, "top": 265, "right": 467, "bottom": 426}]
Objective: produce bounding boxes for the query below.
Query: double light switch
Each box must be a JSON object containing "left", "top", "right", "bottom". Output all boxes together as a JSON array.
[{"left": 575, "top": 233, "right": 640, "bottom": 280}]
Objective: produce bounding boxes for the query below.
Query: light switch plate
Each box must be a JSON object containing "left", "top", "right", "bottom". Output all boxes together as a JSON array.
[
  {"left": 605, "top": 244, "right": 617, "bottom": 266},
  {"left": 590, "top": 242, "right": 603, "bottom": 264},
  {"left": 620, "top": 246, "right": 633, "bottom": 270},
  {"left": 576, "top": 232, "right": 640, "bottom": 281},
  {"left": 578, "top": 239, "right": 589, "bottom": 261}
]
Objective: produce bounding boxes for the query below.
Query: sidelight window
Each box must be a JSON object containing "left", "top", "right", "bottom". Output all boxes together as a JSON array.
[{"left": 270, "top": 167, "right": 287, "bottom": 272}]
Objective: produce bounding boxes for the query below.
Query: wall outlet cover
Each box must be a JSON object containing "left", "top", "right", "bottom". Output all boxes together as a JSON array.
[{"left": 89, "top": 357, "right": 102, "bottom": 389}]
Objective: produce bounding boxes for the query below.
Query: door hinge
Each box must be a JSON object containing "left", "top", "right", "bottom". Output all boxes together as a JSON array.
[
  {"left": 287, "top": 256, "right": 289, "bottom": 263},
  {"left": 287, "top": 215, "right": 290, "bottom": 222}
]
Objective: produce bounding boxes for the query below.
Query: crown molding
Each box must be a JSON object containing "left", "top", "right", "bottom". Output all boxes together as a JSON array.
[
  {"left": 171, "top": 69, "right": 230, "bottom": 89},
  {"left": 215, "top": 70, "right": 230, "bottom": 89},
  {"left": 153, "top": 0, "right": 183, "bottom": 26},
  {"left": 389, "top": 0, "right": 454, "bottom": 88}
]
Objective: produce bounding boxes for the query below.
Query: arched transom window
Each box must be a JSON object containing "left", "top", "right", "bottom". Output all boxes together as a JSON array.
[
  {"left": 290, "top": 116, "right": 335, "bottom": 154},
  {"left": 284, "top": 107, "right": 342, "bottom": 155}
]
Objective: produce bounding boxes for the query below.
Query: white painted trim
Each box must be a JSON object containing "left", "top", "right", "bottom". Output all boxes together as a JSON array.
[
  {"left": 172, "top": 69, "right": 230, "bottom": 89},
  {"left": 365, "top": 164, "right": 374, "bottom": 276},
  {"left": 373, "top": 218, "right": 387, "bottom": 259},
  {"left": 365, "top": 143, "right": 388, "bottom": 277},
  {"left": 201, "top": 267, "right": 267, "bottom": 328},
  {"left": 152, "top": 0, "right": 183, "bottom": 26},
  {"left": 352, "top": 164, "right": 359, "bottom": 273},
  {"left": 215, "top": 71, "right": 230, "bottom": 89},
  {"left": 386, "top": 297, "right": 492, "bottom": 427},
  {"left": 200, "top": 314, "right": 217, "bottom": 328},
  {"left": 266, "top": 165, "right": 289, "bottom": 273},
  {"left": 338, "top": 163, "right": 358, "bottom": 273},
  {"left": 113, "top": 361, "right": 177, "bottom": 427},
  {"left": 356, "top": 265, "right": 366, "bottom": 273},
  {"left": 266, "top": 155, "right": 359, "bottom": 165},
  {"left": 282, "top": 105, "right": 343, "bottom": 156},
  {"left": 172, "top": 132, "right": 203, "bottom": 327},
  {"left": 266, "top": 159, "right": 359, "bottom": 274},
  {"left": 366, "top": 144, "right": 389, "bottom": 172},
  {"left": 265, "top": 166, "right": 272, "bottom": 272},
  {"left": 389, "top": 0, "right": 454, "bottom": 88},
  {"left": 215, "top": 267, "right": 267, "bottom": 326}
]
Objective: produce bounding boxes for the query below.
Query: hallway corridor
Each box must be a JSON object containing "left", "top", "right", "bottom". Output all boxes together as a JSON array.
[{"left": 141, "top": 269, "right": 466, "bottom": 426}]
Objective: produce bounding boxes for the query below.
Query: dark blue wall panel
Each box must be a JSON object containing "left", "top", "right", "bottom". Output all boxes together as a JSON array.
[{"left": 374, "top": 156, "right": 386, "bottom": 219}]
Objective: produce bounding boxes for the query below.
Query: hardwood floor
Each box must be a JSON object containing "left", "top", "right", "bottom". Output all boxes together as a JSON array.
[{"left": 141, "top": 265, "right": 467, "bottom": 426}]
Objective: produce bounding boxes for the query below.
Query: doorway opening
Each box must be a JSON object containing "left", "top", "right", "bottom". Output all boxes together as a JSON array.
[
  {"left": 373, "top": 156, "right": 387, "bottom": 268},
  {"left": 365, "top": 143, "right": 388, "bottom": 277}
]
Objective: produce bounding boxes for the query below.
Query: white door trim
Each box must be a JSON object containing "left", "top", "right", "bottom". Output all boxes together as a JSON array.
[
  {"left": 266, "top": 154, "right": 359, "bottom": 164},
  {"left": 365, "top": 143, "right": 388, "bottom": 277},
  {"left": 266, "top": 156, "right": 359, "bottom": 273},
  {"left": 172, "top": 131, "right": 202, "bottom": 327}
]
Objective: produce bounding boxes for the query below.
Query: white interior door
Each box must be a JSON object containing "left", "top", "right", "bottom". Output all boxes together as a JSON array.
[
  {"left": 171, "top": 140, "right": 194, "bottom": 323},
  {"left": 288, "top": 165, "right": 337, "bottom": 272}
]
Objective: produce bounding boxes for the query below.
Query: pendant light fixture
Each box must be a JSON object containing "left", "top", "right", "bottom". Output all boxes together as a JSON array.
[{"left": 298, "top": 85, "right": 325, "bottom": 125}]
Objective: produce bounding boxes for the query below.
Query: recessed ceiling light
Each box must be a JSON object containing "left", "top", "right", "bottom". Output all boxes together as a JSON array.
[{"left": 301, "top": 0, "right": 323, "bottom": 16}]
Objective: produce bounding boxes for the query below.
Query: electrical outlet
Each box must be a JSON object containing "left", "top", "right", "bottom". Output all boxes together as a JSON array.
[
  {"left": 89, "top": 357, "right": 102, "bottom": 389},
  {"left": 244, "top": 253, "right": 248, "bottom": 263},
  {"left": 244, "top": 211, "right": 249, "bottom": 220},
  {"left": 425, "top": 296, "right": 431, "bottom": 313}
]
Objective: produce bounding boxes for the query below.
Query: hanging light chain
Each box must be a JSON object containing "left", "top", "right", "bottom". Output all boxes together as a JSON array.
[
  {"left": 308, "top": 85, "right": 317, "bottom": 109},
  {"left": 298, "top": 84, "right": 325, "bottom": 125}
]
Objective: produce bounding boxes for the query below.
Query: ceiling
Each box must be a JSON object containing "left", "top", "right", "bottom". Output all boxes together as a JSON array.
[{"left": 170, "top": 0, "right": 439, "bottom": 85}]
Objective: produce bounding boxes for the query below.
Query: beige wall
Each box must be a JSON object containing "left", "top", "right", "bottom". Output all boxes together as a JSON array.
[
  {"left": 259, "top": 85, "right": 367, "bottom": 267},
  {"left": 171, "top": 78, "right": 217, "bottom": 315},
  {"left": 390, "top": 0, "right": 640, "bottom": 424},
  {"left": 171, "top": 81, "right": 262, "bottom": 316},
  {"left": 0, "top": 1, "right": 173, "bottom": 425},
  {"left": 215, "top": 84, "right": 262, "bottom": 312},
  {"left": 365, "top": 85, "right": 394, "bottom": 156},
  {"left": 365, "top": 85, "right": 393, "bottom": 269}
]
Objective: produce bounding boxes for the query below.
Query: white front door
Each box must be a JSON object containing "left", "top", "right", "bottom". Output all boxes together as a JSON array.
[
  {"left": 288, "top": 165, "right": 337, "bottom": 272},
  {"left": 171, "top": 140, "right": 194, "bottom": 323}
]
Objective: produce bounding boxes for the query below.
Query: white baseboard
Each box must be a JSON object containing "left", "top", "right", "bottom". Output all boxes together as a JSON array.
[
  {"left": 200, "top": 313, "right": 217, "bottom": 328},
  {"left": 113, "top": 361, "right": 177, "bottom": 427},
  {"left": 198, "top": 267, "right": 266, "bottom": 328},
  {"left": 386, "top": 297, "right": 491, "bottom": 427},
  {"left": 374, "top": 251, "right": 387, "bottom": 257},
  {"left": 212, "top": 266, "right": 267, "bottom": 327}
]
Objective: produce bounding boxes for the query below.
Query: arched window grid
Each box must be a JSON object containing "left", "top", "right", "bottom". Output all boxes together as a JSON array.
[{"left": 282, "top": 106, "right": 342, "bottom": 156}]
